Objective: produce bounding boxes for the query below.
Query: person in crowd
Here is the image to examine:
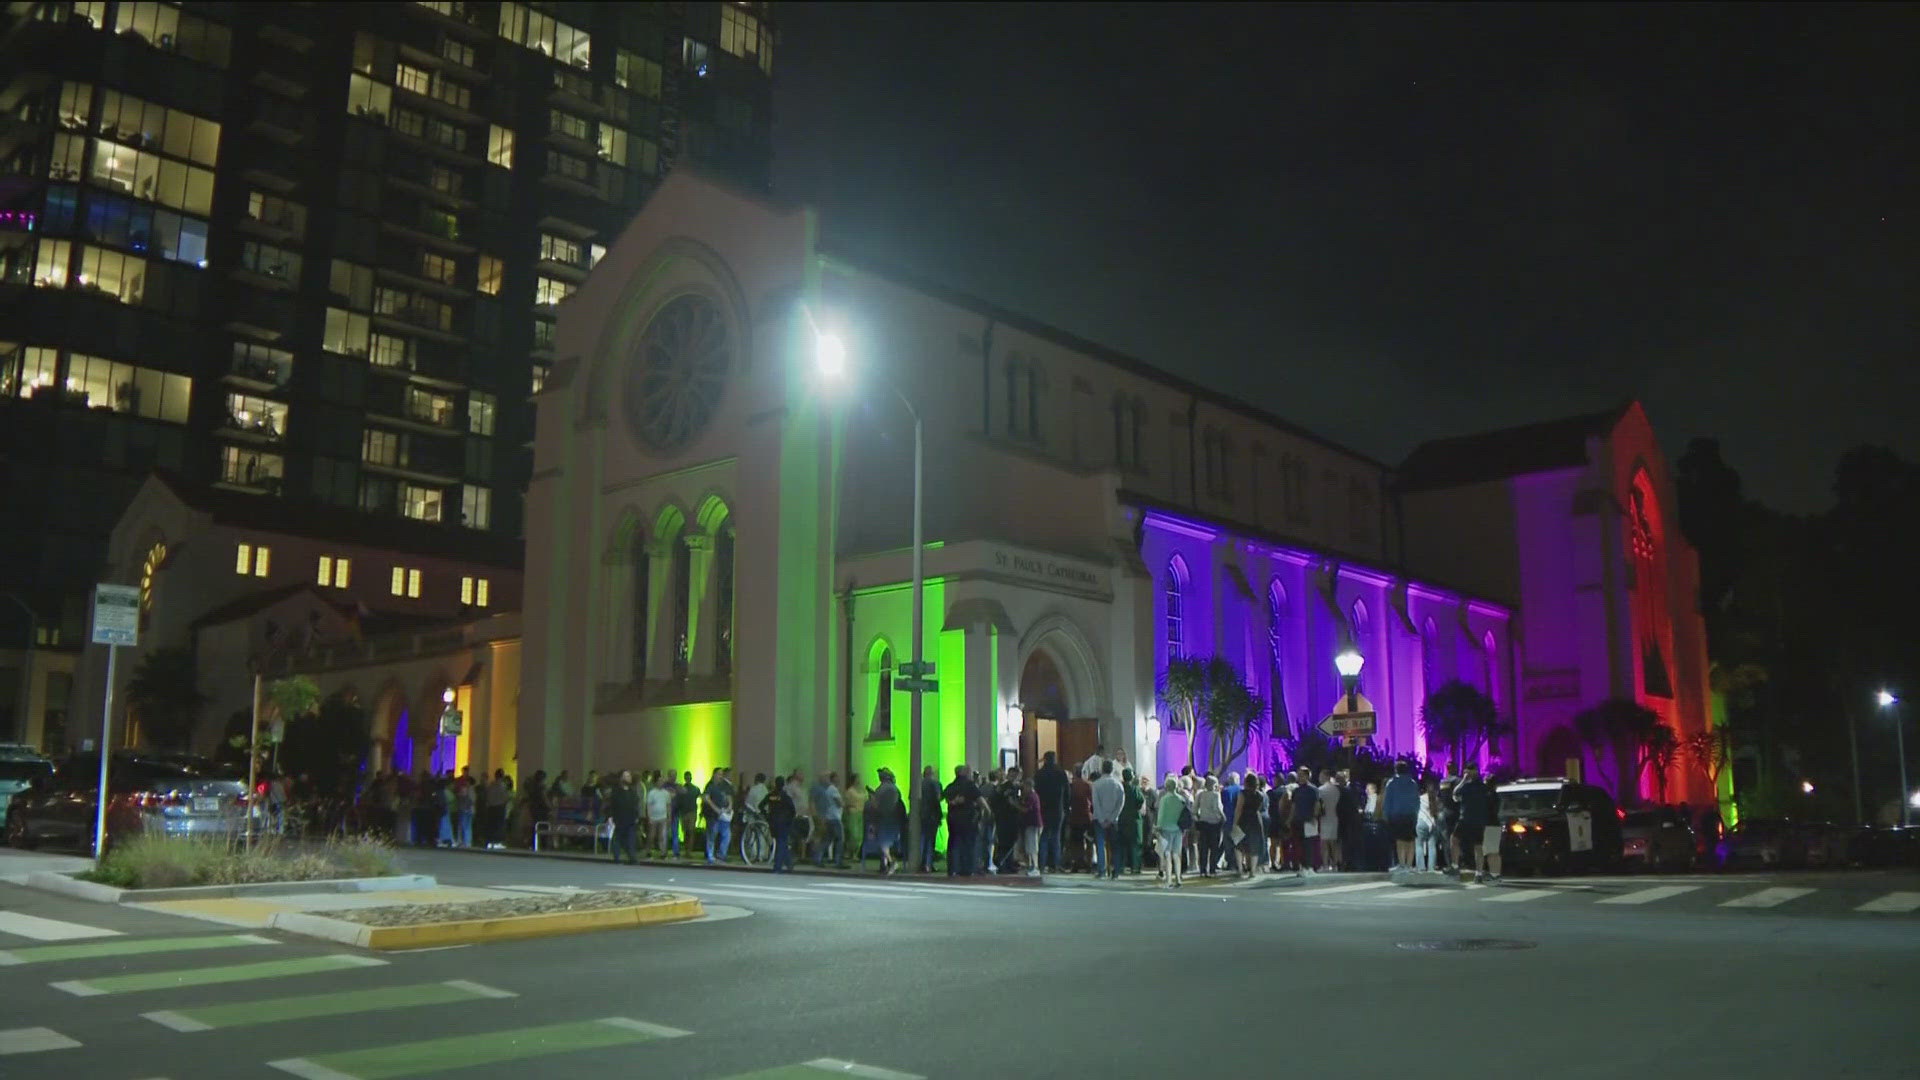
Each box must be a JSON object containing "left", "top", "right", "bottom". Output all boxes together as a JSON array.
[
  {"left": 483, "top": 769, "right": 510, "bottom": 850},
  {"left": 868, "top": 768, "right": 903, "bottom": 875},
  {"left": 1267, "top": 774, "right": 1291, "bottom": 871},
  {"left": 844, "top": 772, "right": 869, "bottom": 869},
  {"left": 1035, "top": 751, "right": 1070, "bottom": 873},
  {"left": 1336, "top": 769, "right": 1363, "bottom": 870},
  {"left": 1156, "top": 774, "right": 1189, "bottom": 889},
  {"left": 451, "top": 769, "right": 475, "bottom": 848},
  {"left": 1219, "top": 771, "right": 1242, "bottom": 873},
  {"left": 1068, "top": 768, "right": 1095, "bottom": 872},
  {"left": 607, "top": 770, "right": 641, "bottom": 864},
  {"left": 1118, "top": 768, "right": 1144, "bottom": 875},
  {"left": 1194, "top": 775, "right": 1225, "bottom": 877},
  {"left": 1091, "top": 760, "right": 1125, "bottom": 879},
  {"left": 1384, "top": 761, "right": 1420, "bottom": 869},
  {"left": 1234, "top": 773, "right": 1266, "bottom": 878},
  {"left": 1289, "top": 766, "right": 1320, "bottom": 875},
  {"left": 1019, "top": 774, "right": 1044, "bottom": 877},
  {"left": 916, "top": 765, "right": 943, "bottom": 873},
  {"left": 549, "top": 770, "right": 573, "bottom": 800},
  {"left": 812, "top": 770, "right": 845, "bottom": 868},
  {"left": 1415, "top": 777, "right": 1441, "bottom": 872},
  {"left": 1438, "top": 772, "right": 1460, "bottom": 871},
  {"left": 943, "top": 764, "right": 982, "bottom": 877},
  {"left": 704, "top": 767, "right": 734, "bottom": 864},
  {"left": 1315, "top": 769, "right": 1342, "bottom": 871},
  {"left": 672, "top": 771, "right": 700, "bottom": 858},
  {"left": 746, "top": 772, "right": 769, "bottom": 817},
  {"left": 1452, "top": 762, "right": 1496, "bottom": 883},
  {"left": 1080, "top": 744, "right": 1109, "bottom": 782},
  {"left": 645, "top": 770, "right": 672, "bottom": 855},
  {"left": 765, "top": 773, "right": 798, "bottom": 873}
]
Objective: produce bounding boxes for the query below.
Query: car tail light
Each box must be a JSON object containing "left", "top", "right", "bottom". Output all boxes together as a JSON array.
[
  {"left": 1509, "top": 822, "right": 1526, "bottom": 834},
  {"left": 1616, "top": 808, "right": 1626, "bottom": 820}
]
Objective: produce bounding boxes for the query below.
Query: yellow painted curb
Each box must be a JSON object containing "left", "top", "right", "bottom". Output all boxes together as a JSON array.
[{"left": 359, "top": 895, "right": 705, "bottom": 950}]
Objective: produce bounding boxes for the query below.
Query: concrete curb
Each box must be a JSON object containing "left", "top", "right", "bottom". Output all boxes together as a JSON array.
[
  {"left": 428, "top": 844, "right": 1048, "bottom": 887},
  {"left": 22, "top": 870, "right": 436, "bottom": 904},
  {"left": 267, "top": 894, "right": 705, "bottom": 950}
]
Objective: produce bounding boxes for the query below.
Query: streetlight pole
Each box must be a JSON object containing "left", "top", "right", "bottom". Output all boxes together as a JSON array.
[{"left": 1882, "top": 691, "right": 1908, "bottom": 828}]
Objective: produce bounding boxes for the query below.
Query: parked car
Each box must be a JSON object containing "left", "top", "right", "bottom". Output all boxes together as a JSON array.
[
  {"left": 1850, "top": 826, "right": 1920, "bottom": 869},
  {"left": 1495, "top": 777, "right": 1624, "bottom": 874},
  {"left": 1621, "top": 807, "right": 1697, "bottom": 870},
  {"left": 1715, "top": 818, "right": 1803, "bottom": 869},
  {"left": 0, "top": 745, "right": 53, "bottom": 828},
  {"left": 4, "top": 751, "right": 248, "bottom": 852}
]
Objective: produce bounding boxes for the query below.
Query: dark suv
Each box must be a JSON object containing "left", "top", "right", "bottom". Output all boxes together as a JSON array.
[
  {"left": 1495, "top": 778, "right": 1624, "bottom": 874},
  {"left": 4, "top": 752, "right": 248, "bottom": 852}
]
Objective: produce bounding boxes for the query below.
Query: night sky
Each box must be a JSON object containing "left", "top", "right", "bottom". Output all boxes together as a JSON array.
[{"left": 772, "top": 3, "right": 1917, "bottom": 512}]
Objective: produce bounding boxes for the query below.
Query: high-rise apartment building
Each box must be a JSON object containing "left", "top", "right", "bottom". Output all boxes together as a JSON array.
[{"left": 0, "top": 2, "right": 775, "bottom": 685}]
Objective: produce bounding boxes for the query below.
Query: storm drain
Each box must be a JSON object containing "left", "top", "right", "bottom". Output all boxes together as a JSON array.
[{"left": 1396, "top": 938, "right": 1537, "bottom": 952}]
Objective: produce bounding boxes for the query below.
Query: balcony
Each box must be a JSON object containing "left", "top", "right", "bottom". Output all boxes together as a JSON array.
[
  {"left": 378, "top": 208, "right": 475, "bottom": 256},
  {"left": 548, "top": 69, "right": 611, "bottom": 118},
  {"left": 384, "top": 163, "right": 477, "bottom": 212},
  {"left": 218, "top": 411, "right": 286, "bottom": 445},
  {"left": 375, "top": 261, "right": 468, "bottom": 302},
  {"left": 237, "top": 208, "right": 304, "bottom": 244},
  {"left": 407, "top": 1, "right": 493, "bottom": 41},
  {"left": 362, "top": 451, "right": 461, "bottom": 486},
  {"left": 224, "top": 352, "right": 290, "bottom": 393},
  {"left": 245, "top": 100, "right": 307, "bottom": 145},
  {"left": 372, "top": 398, "right": 461, "bottom": 436},
  {"left": 538, "top": 160, "right": 618, "bottom": 204}
]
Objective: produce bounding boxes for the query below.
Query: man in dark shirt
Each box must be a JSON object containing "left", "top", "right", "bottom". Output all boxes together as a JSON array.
[
  {"left": 1034, "top": 751, "right": 1070, "bottom": 874},
  {"left": 607, "top": 771, "right": 641, "bottom": 864},
  {"left": 943, "top": 765, "right": 983, "bottom": 877},
  {"left": 1452, "top": 763, "right": 1495, "bottom": 882},
  {"left": 1336, "top": 769, "right": 1364, "bottom": 870},
  {"left": 1289, "top": 765, "right": 1319, "bottom": 875},
  {"left": 917, "top": 765, "right": 943, "bottom": 873}
]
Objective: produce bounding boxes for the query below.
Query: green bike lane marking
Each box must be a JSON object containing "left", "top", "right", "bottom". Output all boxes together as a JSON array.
[
  {"left": 143, "top": 980, "right": 515, "bottom": 1032},
  {"left": 268, "top": 1017, "right": 689, "bottom": 1080},
  {"left": 0, "top": 933, "right": 275, "bottom": 966},
  {"left": 51, "top": 953, "right": 384, "bottom": 996}
]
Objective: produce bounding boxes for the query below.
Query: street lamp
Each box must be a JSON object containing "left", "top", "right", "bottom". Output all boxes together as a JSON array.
[
  {"left": 1880, "top": 690, "right": 1908, "bottom": 828},
  {"left": 1334, "top": 649, "right": 1364, "bottom": 713},
  {"left": 814, "top": 316, "right": 929, "bottom": 870}
]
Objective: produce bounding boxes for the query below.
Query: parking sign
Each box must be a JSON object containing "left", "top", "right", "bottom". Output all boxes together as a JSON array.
[{"left": 91, "top": 583, "right": 140, "bottom": 647}]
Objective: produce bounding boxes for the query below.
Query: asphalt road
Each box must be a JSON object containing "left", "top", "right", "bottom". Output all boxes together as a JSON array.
[{"left": 3, "top": 848, "right": 1918, "bottom": 1080}]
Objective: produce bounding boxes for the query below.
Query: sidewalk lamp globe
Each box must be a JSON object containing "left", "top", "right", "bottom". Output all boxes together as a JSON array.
[
  {"left": 1334, "top": 650, "right": 1365, "bottom": 679},
  {"left": 1878, "top": 690, "right": 1898, "bottom": 708}
]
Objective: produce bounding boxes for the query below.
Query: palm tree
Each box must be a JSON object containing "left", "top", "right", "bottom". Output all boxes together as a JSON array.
[
  {"left": 1419, "top": 680, "right": 1501, "bottom": 772},
  {"left": 1201, "top": 667, "right": 1269, "bottom": 775},
  {"left": 124, "top": 646, "right": 206, "bottom": 751},
  {"left": 1637, "top": 720, "right": 1679, "bottom": 804},
  {"left": 1572, "top": 698, "right": 1660, "bottom": 800},
  {"left": 1680, "top": 726, "right": 1733, "bottom": 803},
  {"left": 1159, "top": 655, "right": 1208, "bottom": 772}
]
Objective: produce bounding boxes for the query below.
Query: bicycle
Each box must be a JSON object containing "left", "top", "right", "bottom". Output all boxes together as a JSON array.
[{"left": 738, "top": 807, "right": 774, "bottom": 867}]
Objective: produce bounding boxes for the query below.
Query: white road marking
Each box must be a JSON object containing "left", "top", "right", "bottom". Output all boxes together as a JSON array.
[
  {"left": 48, "top": 980, "right": 102, "bottom": 997},
  {"left": 596, "top": 1017, "right": 692, "bottom": 1037},
  {"left": 1374, "top": 887, "right": 1452, "bottom": 900},
  {"left": 0, "top": 913, "right": 119, "bottom": 941},
  {"left": 141, "top": 1011, "right": 211, "bottom": 1033},
  {"left": 804, "top": 1057, "right": 926, "bottom": 1079},
  {"left": 1597, "top": 885, "right": 1701, "bottom": 905},
  {"left": 0, "top": 1027, "right": 81, "bottom": 1054},
  {"left": 1856, "top": 891, "right": 1920, "bottom": 914},
  {"left": 442, "top": 980, "right": 517, "bottom": 998},
  {"left": 1719, "top": 887, "right": 1815, "bottom": 909},
  {"left": 1481, "top": 888, "right": 1560, "bottom": 903},
  {"left": 267, "top": 1059, "right": 359, "bottom": 1080},
  {"left": 1279, "top": 881, "right": 1401, "bottom": 898}
]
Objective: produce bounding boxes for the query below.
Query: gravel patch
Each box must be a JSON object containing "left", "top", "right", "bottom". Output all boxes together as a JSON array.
[{"left": 331, "top": 889, "right": 676, "bottom": 927}]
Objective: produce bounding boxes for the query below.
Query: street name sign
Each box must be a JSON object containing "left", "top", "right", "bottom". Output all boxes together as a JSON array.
[{"left": 90, "top": 583, "right": 140, "bottom": 646}]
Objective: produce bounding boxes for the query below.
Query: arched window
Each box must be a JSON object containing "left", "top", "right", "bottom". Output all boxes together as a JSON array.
[
  {"left": 715, "top": 522, "right": 735, "bottom": 678},
  {"left": 630, "top": 536, "right": 650, "bottom": 681},
  {"left": 671, "top": 531, "right": 692, "bottom": 679},
  {"left": 1482, "top": 630, "right": 1500, "bottom": 711},
  {"left": 1629, "top": 472, "right": 1673, "bottom": 698},
  {"left": 139, "top": 541, "right": 167, "bottom": 624},
  {"left": 1164, "top": 555, "right": 1188, "bottom": 659},
  {"left": 1267, "top": 578, "right": 1287, "bottom": 736},
  {"left": 870, "top": 646, "right": 894, "bottom": 740},
  {"left": 1349, "top": 599, "right": 1369, "bottom": 694},
  {"left": 1421, "top": 617, "right": 1440, "bottom": 696}
]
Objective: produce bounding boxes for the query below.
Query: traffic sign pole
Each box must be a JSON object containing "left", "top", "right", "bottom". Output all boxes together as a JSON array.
[
  {"left": 93, "top": 643, "right": 115, "bottom": 861},
  {"left": 89, "top": 583, "right": 140, "bottom": 862}
]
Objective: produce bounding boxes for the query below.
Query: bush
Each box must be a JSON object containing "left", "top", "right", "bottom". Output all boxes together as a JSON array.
[{"left": 81, "top": 833, "right": 401, "bottom": 890}]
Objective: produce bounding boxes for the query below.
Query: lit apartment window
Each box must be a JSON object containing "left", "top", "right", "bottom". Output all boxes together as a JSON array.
[
  {"left": 347, "top": 73, "right": 391, "bottom": 120},
  {"left": 461, "top": 575, "right": 492, "bottom": 605},
  {"left": 615, "top": 50, "right": 662, "bottom": 98},
  {"left": 408, "top": 568, "right": 422, "bottom": 598},
  {"left": 477, "top": 254, "right": 503, "bottom": 295},
  {"left": 487, "top": 124, "right": 514, "bottom": 168},
  {"left": 396, "top": 64, "right": 431, "bottom": 96},
  {"left": 538, "top": 233, "right": 581, "bottom": 266},
  {"left": 534, "top": 276, "right": 574, "bottom": 307},
  {"left": 390, "top": 566, "right": 406, "bottom": 596},
  {"left": 462, "top": 484, "right": 492, "bottom": 529},
  {"left": 401, "top": 483, "right": 444, "bottom": 523},
  {"left": 238, "top": 543, "right": 270, "bottom": 577},
  {"left": 468, "top": 391, "right": 496, "bottom": 436},
  {"left": 317, "top": 555, "right": 352, "bottom": 588}
]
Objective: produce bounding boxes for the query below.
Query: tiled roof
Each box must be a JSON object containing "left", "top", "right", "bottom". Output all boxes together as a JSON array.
[{"left": 1394, "top": 403, "right": 1633, "bottom": 492}]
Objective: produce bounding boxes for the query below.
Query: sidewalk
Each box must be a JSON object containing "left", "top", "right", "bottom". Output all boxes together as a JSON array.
[{"left": 422, "top": 842, "right": 1053, "bottom": 887}]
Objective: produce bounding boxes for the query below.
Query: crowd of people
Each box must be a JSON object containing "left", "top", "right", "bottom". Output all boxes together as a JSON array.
[{"left": 281, "top": 751, "right": 1528, "bottom": 886}]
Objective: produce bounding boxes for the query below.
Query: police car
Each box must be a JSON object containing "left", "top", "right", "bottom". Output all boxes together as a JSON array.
[{"left": 1494, "top": 777, "right": 1624, "bottom": 875}]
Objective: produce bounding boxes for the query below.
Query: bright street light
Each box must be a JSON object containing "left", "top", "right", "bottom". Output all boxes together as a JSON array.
[
  {"left": 1333, "top": 650, "right": 1365, "bottom": 679},
  {"left": 1879, "top": 690, "right": 1898, "bottom": 709},
  {"left": 1909, "top": 790, "right": 1920, "bottom": 810},
  {"left": 1801, "top": 780, "right": 1815, "bottom": 795},
  {"left": 814, "top": 330, "right": 846, "bottom": 379}
]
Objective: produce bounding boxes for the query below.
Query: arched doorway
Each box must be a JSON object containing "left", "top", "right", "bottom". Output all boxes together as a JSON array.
[{"left": 1013, "top": 615, "right": 1103, "bottom": 777}]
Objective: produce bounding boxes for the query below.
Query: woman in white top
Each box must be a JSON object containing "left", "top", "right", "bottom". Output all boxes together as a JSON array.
[
  {"left": 1414, "top": 779, "right": 1440, "bottom": 872},
  {"left": 644, "top": 774, "right": 672, "bottom": 855},
  {"left": 1317, "top": 771, "right": 1342, "bottom": 870},
  {"left": 1193, "top": 776, "right": 1226, "bottom": 878}
]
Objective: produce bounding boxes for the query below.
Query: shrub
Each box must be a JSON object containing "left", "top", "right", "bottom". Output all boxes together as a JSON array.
[{"left": 81, "top": 832, "right": 401, "bottom": 889}]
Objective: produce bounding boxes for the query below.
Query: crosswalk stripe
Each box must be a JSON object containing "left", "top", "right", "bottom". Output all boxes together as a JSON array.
[
  {"left": 1719, "top": 887, "right": 1815, "bottom": 909},
  {"left": 53, "top": 954, "right": 385, "bottom": 997},
  {"left": 1279, "top": 881, "right": 1400, "bottom": 897},
  {"left": 0, "top": 912, "right": 119, "bottom": 941},
  {"left": 1855, "top": 891, "right": 1920, "bottom": 913},
  {"left": 0, "top": 933, "right": 273, "bottom": 967},
  {"left": 269, "top": 1016, "right": 689, "bottom": 1079},
  {"left": 1481, "top": 888, "right": 1560, "bottom": 903},
  {"left": 144, "top": 981, "right": 517, "bottom": 1032},
  {"left": 1597, "top": 885, "right": 1701, "bottom": 905},
  {"left": 0, "top": 1028, "right": 81, "bottom": 1055},
  {"left": 1374, "top": 887, "right": 1452, "bottom": 900}
]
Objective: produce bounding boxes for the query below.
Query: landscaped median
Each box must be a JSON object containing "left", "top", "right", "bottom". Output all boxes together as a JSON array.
[
  {"left": 272, "top": 889, "right": 705, "bottom": 950},
  {"left": 19, "top": 835, "right": 704, "bottom": 948}
]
